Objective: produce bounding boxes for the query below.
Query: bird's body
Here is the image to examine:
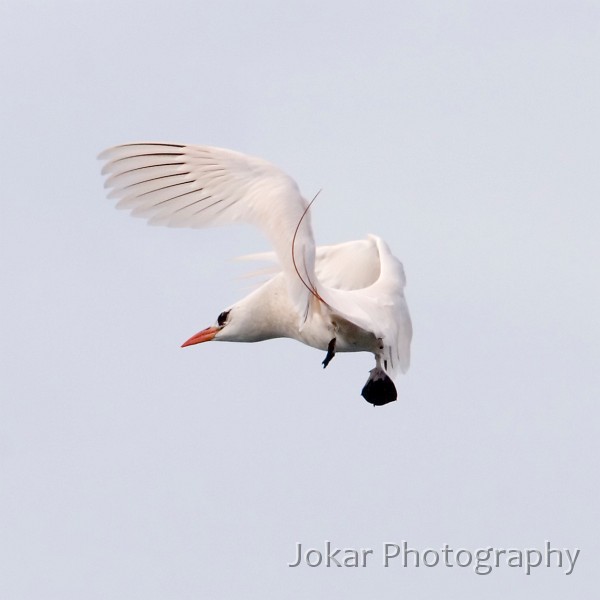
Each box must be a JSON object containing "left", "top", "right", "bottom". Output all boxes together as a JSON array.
[
  {"left": 99, "top": 142, "right": 412, "bottom": 405},
  {"left": 218, "top": 267, "right": 381, "bottom": 353}
]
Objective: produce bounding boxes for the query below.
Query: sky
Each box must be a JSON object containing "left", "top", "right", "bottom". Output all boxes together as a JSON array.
[{"left": 1, "top": 0, "right": 599, "bottom": 598}]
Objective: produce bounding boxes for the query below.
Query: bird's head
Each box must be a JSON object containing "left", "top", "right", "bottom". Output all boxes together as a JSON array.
[
  {"left": 181, "top": 307, "right": 237, "bottom": 348},
  {"left": 181, "top": 279, "right": 293, "bottom": 348},
  {"left": 181, "top": 301, "right": 273, "bottom": 347},
  {"left": 181, "top": 307, "right": 236, "bottom": 347}
]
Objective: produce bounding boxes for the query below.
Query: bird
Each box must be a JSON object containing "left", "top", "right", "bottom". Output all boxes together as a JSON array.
[{"left": 98, "top": 142, "right": 412, "bottom": 406}]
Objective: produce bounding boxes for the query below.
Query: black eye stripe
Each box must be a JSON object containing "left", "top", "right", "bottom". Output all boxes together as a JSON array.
[{"left": 217, "top": 310, "right": 230, "bottom": 326}]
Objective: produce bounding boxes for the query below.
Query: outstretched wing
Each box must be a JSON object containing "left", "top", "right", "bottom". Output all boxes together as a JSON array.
[{"left": 99, "top": 142, "right": 316, "bottom": 321}]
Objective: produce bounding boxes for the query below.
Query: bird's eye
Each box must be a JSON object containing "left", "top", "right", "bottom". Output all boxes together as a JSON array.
[{"left": 217, "top": 310, "right": 230, "bottom": 326}]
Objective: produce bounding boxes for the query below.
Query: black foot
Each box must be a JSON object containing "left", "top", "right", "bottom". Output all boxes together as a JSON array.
[
  {"left": 361, "top": 368, "right": 397, "bottom": 406},
  {"left": 322, "top": 338, "right": 336, "bottom": 369}
]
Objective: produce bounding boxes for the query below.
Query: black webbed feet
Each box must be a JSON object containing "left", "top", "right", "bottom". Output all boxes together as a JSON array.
[
  {"left": 361, "top": 367, "right": 397, "bottom": 406},
  {"left": 322, "top": 338, "right": 336, "bottom": 369}
]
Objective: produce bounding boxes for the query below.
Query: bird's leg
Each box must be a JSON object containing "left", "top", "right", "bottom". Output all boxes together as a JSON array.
[{"left": 322, "top": 337, "right": 336, "bottom": 368}]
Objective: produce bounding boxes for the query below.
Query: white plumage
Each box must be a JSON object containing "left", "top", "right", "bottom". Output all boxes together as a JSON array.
[{"left": 99, "top": 142, "right": 412, "bottom": 406}]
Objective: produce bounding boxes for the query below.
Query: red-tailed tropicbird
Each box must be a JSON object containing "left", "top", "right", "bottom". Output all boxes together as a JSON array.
[{"left": 99, "top": 143, "right": 412, "bottom": 406}]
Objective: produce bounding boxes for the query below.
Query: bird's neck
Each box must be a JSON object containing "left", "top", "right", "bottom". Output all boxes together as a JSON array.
[{"left": 234, "top": 275, "right": 306, "bottom": 342}]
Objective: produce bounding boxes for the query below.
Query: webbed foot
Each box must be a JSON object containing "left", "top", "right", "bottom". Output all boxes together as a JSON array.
[
  {"left": 361, "top": 367, "right": 397, "bottom": 406},
  {"left": 322, "top": 338, "right": 336, "bottom": 368}
]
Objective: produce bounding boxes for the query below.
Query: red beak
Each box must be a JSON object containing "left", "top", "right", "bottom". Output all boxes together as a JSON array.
[{"left": 181, "top": 326, "right": 219, "bottom": 347}]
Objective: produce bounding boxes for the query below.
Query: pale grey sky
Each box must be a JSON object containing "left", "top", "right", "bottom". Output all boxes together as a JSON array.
[{"left": 1, "top": 1, "right": 598, "bottom": 598}]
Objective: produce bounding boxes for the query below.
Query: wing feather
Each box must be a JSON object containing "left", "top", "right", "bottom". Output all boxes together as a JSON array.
[{"left": 99, "top": 142, "right": 316, "bottom": 321}]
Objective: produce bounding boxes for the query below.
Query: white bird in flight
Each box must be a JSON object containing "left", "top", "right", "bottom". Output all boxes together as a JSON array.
[{"left": 99, "top": 143, "right": 412, "bottom": 406}]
